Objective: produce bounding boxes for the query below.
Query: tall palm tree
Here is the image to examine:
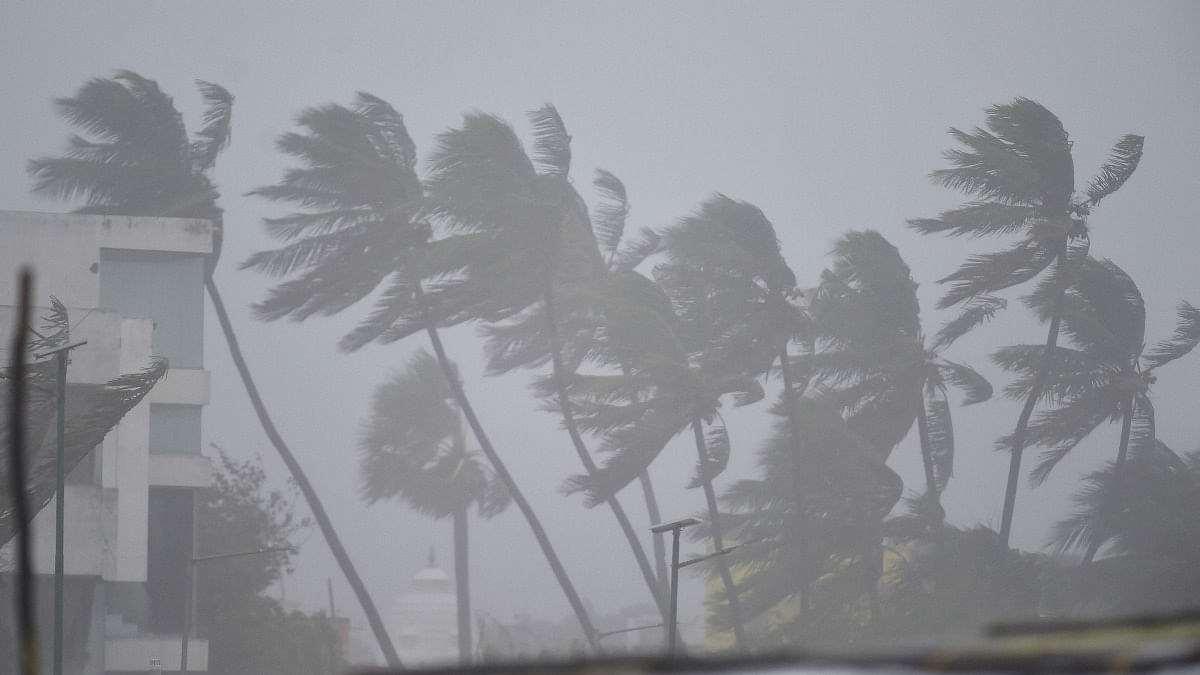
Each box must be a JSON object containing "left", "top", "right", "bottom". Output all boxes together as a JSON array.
[
  {"left": 566, "top": 195, "right": 806, "bottom": 649},
  {"left": 358, "top": 350, "right": 509, "bottom": 663},
  {"left": 423, "top": 106, "right": 672, "bottom": 640},
  {"left": 26, "top": 73, "right": 403, "bottom": 666},
  {"left": 803, "top": 230, "right": 992, "bottom": 518},
  {"left": 716, "top": 397, "right": 904, "bottom": 646},
  {"left": 908, "top": 98, "right": 1144, "bottom": 550},
  {"left": 245, "top": 95, "right": 602, "bottom": 649},
  {"left": 994, "top": 257, "right": 1199, "bottom": 562}
]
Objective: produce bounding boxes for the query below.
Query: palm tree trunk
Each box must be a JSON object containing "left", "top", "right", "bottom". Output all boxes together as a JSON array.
[
  {"left": 690, "top": 415, "right": 748, "bottom": 651},
  {"left": 453, "top": 505, "right": 472, "bottom": 663},
  {"left": 637, "top": 471, "right": 669, "bottom": 587},
  {"left": 543, "top": 284, "right": 671, "bottom": 625},
  {"left": 997, "top": 245, "right": 1070, "bottom": 552},
  {"left": 204, "top": 277, "right": 403, "bottom": 668},
  {"left": 417, "top": 304, "right": 601, "bottom": 652},
  {"left": 1082, "top": 396, "right": 1135, "bottom": 565}
]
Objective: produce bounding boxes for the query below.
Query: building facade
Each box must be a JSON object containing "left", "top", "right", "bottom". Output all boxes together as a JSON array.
[{"left": 1, "top": 211, "right": 213, "bottom": 673}]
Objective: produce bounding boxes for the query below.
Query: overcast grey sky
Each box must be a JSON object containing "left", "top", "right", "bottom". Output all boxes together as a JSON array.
[{"left": 4, "top": 0, "right": 1199, "bottom": 651}]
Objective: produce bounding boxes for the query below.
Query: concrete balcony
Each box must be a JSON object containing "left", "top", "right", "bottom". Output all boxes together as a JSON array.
[{"left": 149, "top": 368, "right": 210, "bottom": 406}]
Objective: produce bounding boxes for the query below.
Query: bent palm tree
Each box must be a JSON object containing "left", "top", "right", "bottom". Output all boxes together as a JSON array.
[
  {"left": 804, "top": 230, "right": 992, "bottom": 518},
  {"left": 424, "top": 107, "right": 672, "bottom": 642},
  {"left": 246, "top": 95, "right": 603, "bottom": 649},
  {"left": 27, "top": 73, "right": 402, "bottom": 666},
  {"left": 909, "top": 98, "right": 1144, "bottom": 550},
  {"left": 359, "top": 350, "right": 509, "bottom": 663},
  {"left": 994, "top": 257, "right": 1199, "bottom": 561}
]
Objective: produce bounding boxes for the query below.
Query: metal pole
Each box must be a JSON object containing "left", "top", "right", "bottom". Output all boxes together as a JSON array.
[
  {"left": 181, "top": 547, "right": 291, "bottom": 673},
  {"left": 38, "top": 338, "right": 85, "bottom": 675},
  {"left": 668, "top": 528, "right": 682, "bottom": 657},
  {"left": 180, "top": 559, "right": 193, "bottom": 674},
  {"left": 53, "top": 351, "right": 66, "bottom": 675}
]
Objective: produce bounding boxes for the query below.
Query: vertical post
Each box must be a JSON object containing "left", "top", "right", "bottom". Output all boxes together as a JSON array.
[
  {"left": 668, "top": 528, "right": 681, "bottom": 657},
  {"left": 53, "top": 351, "right": 66, "bottom": 675},
  {"left": 180, "top": 559, "right": 193, "bottom": 674},
  {"left": 37, "top": 338, "right": 85, "bottom": 675},
  {"left": 650, "top": 517, "right": 698, "bottom": 658}
]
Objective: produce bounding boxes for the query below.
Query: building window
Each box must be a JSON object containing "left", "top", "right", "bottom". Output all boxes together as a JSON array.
[
  {"left": 98, "top": 249, "right": 205, "bottom": 369},
  {"left": 148, "top": 404, "right": 202, "bottom": 455}
]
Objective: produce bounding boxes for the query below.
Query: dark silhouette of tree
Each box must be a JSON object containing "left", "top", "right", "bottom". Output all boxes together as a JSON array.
[
  {"left": 804, "top": 230, "right": 991, "bottom": 519},
  {"left": 995, "top": 257, "right": 1199, "bottom": 562},
  {"left": 1052, "top": 441, "right": 1200, "bottom": 615},
  {"left": 358, "top": 350, "right": 510, "bottom": 663},
  {"left": 908, "top": 98, "right": 1144, "bottom": 550},
  {"left": 27, "top": 72, "right": 402, "bottom": 666}
]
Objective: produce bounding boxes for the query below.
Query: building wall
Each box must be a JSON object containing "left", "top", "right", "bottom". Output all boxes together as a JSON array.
[{"left": 1, "top": 210, "right": 214, "bottom": 672}]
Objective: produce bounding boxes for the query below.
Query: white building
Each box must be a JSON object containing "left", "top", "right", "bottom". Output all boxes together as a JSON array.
[
  {"left": 1, "top": 210, "right": 213, "bottom": 674},
  {"left": 389, "top": 551, "right": 458, "bottom": 666}
]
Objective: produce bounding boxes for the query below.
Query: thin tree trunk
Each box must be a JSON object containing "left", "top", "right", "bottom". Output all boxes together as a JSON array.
[
  {"left": 418, "top": 312, "right": 601, "bottom": 651},
  {"left": 1082, "top": 396, "right": 1135, "bottom": 565},
  {"left": 691, "top": 415, "right": 748, "bottom": 651},
  {"left": 453, "top": 505, "right": 472, "bottom": 664},
  {"left": 997, "top": 245, "right": 1070, "bottom": 552},
  {"left": 543, "top": 284, "right": 671, "bottom": 624},
  {"left": 204, "top": 277, "right": 403, "bottom": 668},
  {"left": 637, "top": 471, "right": 669, "bottom": 588}
]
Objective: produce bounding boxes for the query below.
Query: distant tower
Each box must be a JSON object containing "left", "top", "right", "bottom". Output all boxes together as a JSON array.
[{"left": 389, "top": 547, "right": 458, "bottom": 665}]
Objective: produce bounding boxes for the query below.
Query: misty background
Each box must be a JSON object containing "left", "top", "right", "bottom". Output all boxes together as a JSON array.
[{"left": 3, "top": 0, "right": 1199, "bottom": 655}]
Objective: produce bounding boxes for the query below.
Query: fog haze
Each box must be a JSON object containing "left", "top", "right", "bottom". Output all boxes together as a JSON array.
[{"left": 3, "top": 0, "right": 1199, "bottom": 658}]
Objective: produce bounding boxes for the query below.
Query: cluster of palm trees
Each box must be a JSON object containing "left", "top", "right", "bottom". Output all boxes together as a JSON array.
[{"left": 27, "top": 72, "right": 1200, "bottom": 661}]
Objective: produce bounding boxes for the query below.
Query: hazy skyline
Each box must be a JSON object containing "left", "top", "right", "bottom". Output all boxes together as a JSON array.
[{"left": 3, "top": 1, "right": 1199, "bottom": 653}]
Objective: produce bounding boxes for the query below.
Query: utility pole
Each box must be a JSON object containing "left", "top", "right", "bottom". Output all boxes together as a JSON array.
[
  {"left": 650, "top": 518, "right": 698, "bottom": 657},
  {"left": 35, "top": 338, "right": 86, "bottom": 675}
]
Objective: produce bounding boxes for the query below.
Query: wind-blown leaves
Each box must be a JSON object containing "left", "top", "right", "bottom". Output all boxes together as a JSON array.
[
  {"left": 689, "top": 424, "right": 731, "bottom": 489},
  {"left": 1086, "top": 134, "right": 1144, "bottom": 207},
  {"left": 934, "top": 295, "right": 1006, "bottom": 349},
  {"left": 1142, "top": 302, "right": 1200, "bottom": 371},
  {"left": 591, "top": 168, "right": 629, "bottom": 264},
  {"left": 191, "top": 80, "right": 233, "bottom": 173}
]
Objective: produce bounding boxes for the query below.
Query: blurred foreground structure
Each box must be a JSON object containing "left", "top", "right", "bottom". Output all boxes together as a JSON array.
[{"left": 1, "top": 211, "right": 213, "bottom": 673}]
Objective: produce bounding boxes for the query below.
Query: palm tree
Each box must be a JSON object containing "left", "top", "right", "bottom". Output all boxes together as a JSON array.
[
  {"left": 566, "top": 195, "right": 806, "bottom": 649},
  {"left": 27, "top": 73, "right": 403, "bottom": 666},
  {"left": 423, "top": 106, "right": 673, "bottom": 641},
  {"left": 803, "top": 230, "right": 992, "bottom": 518},
  {"left": 908, "top": 98, "right": 1144, "bottom": 550},
  {"left": 245, "top": 96, "right": 602, "bottom": 649},
  {"left": 994, "top": 257, "right": 1199, "bottom": 562},
  {"left": 716, "top": 397, "right": 904, "bottom": 646},
  {"left": 358, "top": 350, "right": 509, "bottom": 663},
  {"left": 1051, "top": 440, "right": 1200, "bottom": 614}
]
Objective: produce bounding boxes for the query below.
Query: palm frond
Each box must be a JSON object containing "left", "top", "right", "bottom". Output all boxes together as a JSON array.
[
  {"left": 591, "top": 168, "right": 629, "bottom": 264},
  {"left": 934, "top": 295, "right": 1006, "bottom": 349},
  {"left": 1086, "top": 135, "right": 1144, "bottom": 207},
  {"left": 1143, "top": 302, "right": 1200, "bottom": 371},
  {"left": 936, "top": 360, "right": 992, "bottom": 405},
  {"left": 937, "top": 239, "right": 1053, "bottom": 309},
  {"left": 528, "top": 104, "right": 571, "bottom": 176},
  {"left": 908, "top": 202, "right": 1037, "bottom": 238},
  {"left": 688, "top": 424, "right": 731, "bottom": 489},
  {"left": 191, "top": 80, "right": 233, "bottom": 173}
]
